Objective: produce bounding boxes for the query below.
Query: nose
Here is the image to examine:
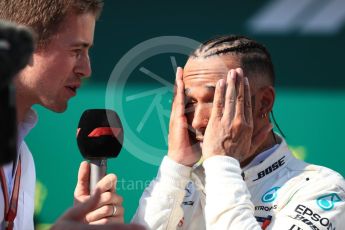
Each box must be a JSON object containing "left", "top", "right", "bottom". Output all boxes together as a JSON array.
[
  {"left": 74, "top": 53, "right": 92, "bottom": 78},
  {"left": 191, "top": 104, "right": 211, "bottom": 132}
]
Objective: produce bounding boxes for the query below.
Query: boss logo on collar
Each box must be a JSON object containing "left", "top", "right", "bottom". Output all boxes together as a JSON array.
[{"left": 253, "top": 156, "right": 285, "bottom": 181}]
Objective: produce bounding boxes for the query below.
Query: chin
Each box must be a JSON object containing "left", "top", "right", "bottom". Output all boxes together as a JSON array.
[
  {"left": 43, "top": 102, "right": 68, "bottom": 113},
  {"left": 53, "top": 107, "right": 67, "bottom": 113}
]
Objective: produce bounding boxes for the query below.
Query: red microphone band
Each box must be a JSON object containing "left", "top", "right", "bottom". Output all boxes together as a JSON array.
[{"left": 87, "top": 127, "right": 121, "bottom": 138}]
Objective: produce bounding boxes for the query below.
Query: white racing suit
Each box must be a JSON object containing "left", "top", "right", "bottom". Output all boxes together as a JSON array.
[{"left": 132, "top": 139, "right": 345, "bottom": 229}]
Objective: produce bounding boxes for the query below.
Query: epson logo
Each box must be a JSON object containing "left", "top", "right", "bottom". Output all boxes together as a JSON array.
[
  {"left": 253, "top": 156, "right": 285, "bottom": 181},
  {"left": 294, "top": 205, "right": 335, "bottom": 230}
]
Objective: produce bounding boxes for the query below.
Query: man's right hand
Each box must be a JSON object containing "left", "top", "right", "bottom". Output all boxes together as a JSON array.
[
  {"left": 51, "top": 188, "right": 144, "bottom": 230},
  {"left": 167, "top": 67, "right": 201, "bottom": 166},
  {"left": 74, "top": 162, "right": 125, "bottom": 225}
]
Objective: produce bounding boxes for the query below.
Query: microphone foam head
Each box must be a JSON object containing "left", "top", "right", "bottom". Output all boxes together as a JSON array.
[{"left": 77, "top": 109, "right": 123, "bottom": 159}]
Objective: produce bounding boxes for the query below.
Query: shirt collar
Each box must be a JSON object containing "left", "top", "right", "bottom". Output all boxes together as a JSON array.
[
  {"left": 17, "top": 109, "right": 38, "bottom": 146},
  {"left": 243, "top": 139, "right": 293, "bottom": 185},
  {"left": 2, "top": 109, "right": 38, "bottom": 185},
  {"left": 242, "top": 144, "right": 280, "bottom": 171}
]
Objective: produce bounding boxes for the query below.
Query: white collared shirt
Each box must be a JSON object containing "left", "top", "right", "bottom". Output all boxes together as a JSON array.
[{"left": 0, "top": 109, "right": 37, "bottom": 230}]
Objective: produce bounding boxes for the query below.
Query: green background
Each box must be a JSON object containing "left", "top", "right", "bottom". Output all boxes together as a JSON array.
[{"left": 26, "top": 0, "right": 345, "bottom": 227}]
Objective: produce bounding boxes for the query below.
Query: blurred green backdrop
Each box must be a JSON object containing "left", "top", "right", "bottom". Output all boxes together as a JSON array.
[{"left": 25, "top": 0, "right": 345, "bottom": 228}]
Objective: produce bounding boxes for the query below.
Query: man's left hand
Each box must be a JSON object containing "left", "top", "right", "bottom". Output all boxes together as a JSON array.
[{"left": 202, "top": 68, "right": 272, "bottom": 162}]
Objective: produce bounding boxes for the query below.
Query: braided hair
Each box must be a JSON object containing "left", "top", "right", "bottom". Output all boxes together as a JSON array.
[{"left": 190, "top": 35, "right": 275, "bottom": 88}]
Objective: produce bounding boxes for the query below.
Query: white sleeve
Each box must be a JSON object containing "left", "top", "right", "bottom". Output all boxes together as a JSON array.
[
  {"left": 203, "top": 156, "right": 262, "bottom": 230},
  {"left": 131, "top": 156, "right": 193, "bottom": 230},
  {"left": 203, "top": 156, "right": 345, "bottom": 230}
]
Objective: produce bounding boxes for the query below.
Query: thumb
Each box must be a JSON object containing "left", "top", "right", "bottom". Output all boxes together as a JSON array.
[
  {"left": 74, "top": 161, "right": 90, "bottom": 201},
  {"left": 59, "top": 188, "right": 101, "bottom": 222}
]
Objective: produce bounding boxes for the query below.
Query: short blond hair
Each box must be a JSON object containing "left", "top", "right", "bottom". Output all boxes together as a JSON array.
[{"left": 0, "top": 0, "right": 103, "bottom": 49}]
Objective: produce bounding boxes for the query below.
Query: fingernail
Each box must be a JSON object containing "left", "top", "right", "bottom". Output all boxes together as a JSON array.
[
  {"left": 218, "top": 79, "right": 224, "bottom": 87},
  {"left": 237, "top": 68, "right": 243, "bottom": 75},
  {"left": 227, "top": 70, "right": 232, "bottom": 81},
  {"left": 231, "top": 70, "right": 236, "bottom": 80}
]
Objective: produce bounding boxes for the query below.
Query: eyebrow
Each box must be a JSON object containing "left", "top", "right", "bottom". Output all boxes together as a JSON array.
[
  {"left": 71, "top": 42, "right": 93, "bottom": 49},
  {"left": 184, "top": 85, "right": 216, "bottom": 95}
]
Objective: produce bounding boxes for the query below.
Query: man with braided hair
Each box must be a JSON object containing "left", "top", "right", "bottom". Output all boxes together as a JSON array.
[{"left": 132, "top": 35, "right": 345, "bottom": 229}]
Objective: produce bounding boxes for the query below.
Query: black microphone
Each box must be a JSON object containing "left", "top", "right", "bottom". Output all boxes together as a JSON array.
[
  {"left": 0, "top": 20, "right": 34, "bottom": 165},
  {"left": 77, "top": 109, "right": 124, "bottom": 193}
]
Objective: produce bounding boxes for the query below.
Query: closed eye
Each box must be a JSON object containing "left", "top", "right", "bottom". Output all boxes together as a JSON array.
[{"left": 185, "top": 98, "right": 197, "bottom": 113}]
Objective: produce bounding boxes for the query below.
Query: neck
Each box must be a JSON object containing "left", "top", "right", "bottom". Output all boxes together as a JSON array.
[
  {"left": 16, "top": 91, "right": 33, "bottom": 124},
  {"left": 240, "top": 131, "right": 279, "bottom": 168},
  {"left": 14, "top": 73, "right": 37, "bottom": 124},
  {"left": 255, "top": 131, "right": 279, "bottom": 154}
]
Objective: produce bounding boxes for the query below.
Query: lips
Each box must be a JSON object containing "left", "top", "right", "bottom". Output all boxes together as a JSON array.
[
  {"left": 65, "top": 83, "right": 80, "bottom": 96},
  {"left": 66, "top": 86, "right": 77, "bottom": 93}
]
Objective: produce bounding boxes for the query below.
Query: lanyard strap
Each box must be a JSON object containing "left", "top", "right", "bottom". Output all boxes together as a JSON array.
[
  {"left": 0, "top": 157, "right": 21, "bottom": 230},
  {"left": 261, "top": 215, "right": 272, "bottom": 230}
]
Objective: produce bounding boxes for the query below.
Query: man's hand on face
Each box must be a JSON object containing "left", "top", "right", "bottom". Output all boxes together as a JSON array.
[
  {"left": 167, "top": 67, "right": 201, "bottom": 167},
  {"left": 202, "top": 68, "right": 272, "bottom": 162},
  {"left": 51, "top": 187, "right": 144, "bottom": 230},
  {"left": 73, "top": 161, "right": 125, "bottom": 225}
]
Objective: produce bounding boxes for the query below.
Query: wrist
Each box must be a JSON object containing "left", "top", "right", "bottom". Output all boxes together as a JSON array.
[
  {"left": 202, "top": 148, "right": 226, "bottom": 161},
  {"left": 157, "top": 156, "right": 193, "bottom": 189},
  {"left": 167, "top": 151, "right": 200, "bottom": 167}
]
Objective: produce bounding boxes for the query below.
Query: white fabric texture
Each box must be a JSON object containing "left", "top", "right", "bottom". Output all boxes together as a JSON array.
[
  {"left": 132, "top": 138, "right": 345, "bottom": 230},
  {"left": 0, "top": 109, "right": 37, "bottom": 230}
]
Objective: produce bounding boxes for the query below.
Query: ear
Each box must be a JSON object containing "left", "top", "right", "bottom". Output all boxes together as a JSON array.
[{"left": 256, "top": 86, "right": 275, "bottom": 117}]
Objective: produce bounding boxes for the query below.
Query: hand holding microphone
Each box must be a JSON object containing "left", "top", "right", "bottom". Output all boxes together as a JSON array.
[
  {"left": 52, "top": 187, "right": 144, "bottom": 230},
  {"left": 74, "top": 109, "right": 125, "bottom": 224}
]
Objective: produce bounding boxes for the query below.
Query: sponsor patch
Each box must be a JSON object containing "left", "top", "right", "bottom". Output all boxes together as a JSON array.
[
  {"left": 294, "top": 204, "right": 335, "bottom": 230},
  {"left": 261, "top": 187, "right": 280, "bottom": 203},
  {"left": 255, "top": 205, "right": 277, "bottom": 212},
  {"left": 253, "top": 156, "right": 285, "bottom": 181},
  {"left": 316, "top": 193, "right": 341, "bottom": 211}
]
